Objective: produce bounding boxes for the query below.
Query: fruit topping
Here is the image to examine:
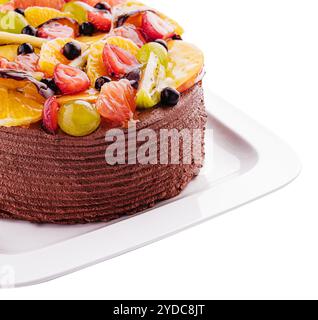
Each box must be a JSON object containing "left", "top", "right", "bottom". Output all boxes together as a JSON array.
[
  {"left": 154, "top": 39, "right": 168, "bottom": 50},
  {"left": 63, "top": 1, "right": 90, "bottom": 24},
  {"left": 106, "top": 35, "right": 139, "bottom": 58},
  {"left": 38, "top": 38, "right": 86, "bottom": 76},
  {"left": 79, "top": 22, "right": 95, "bottom": 35},
  {"left": 111, "top": 24, "right": 146, "bottom": 47},
  {"left": 17, "top": 43, "right": 34, "bottom": 55},
  {"left": 14, "top": 8, "right": 24, "bottom": 16},
  {"left": 0, "top": 52, "right": 39, "bottom": 73},
  {"left": 62, "top": 41, "right": 82, "bottom": 60},
  {"left": 24, "top": 6, "right": 73, "bottom": 27},
  {"left": 42, "top": 96, "right": 60, "bottom": 134},
  {"left": 87, "top": 9, "right": 112, "bottom": 32},
  {"left": 37, "top": 17, "right": 79, "bottom": 39},
  {"left": 21, "top": 25, "right": 37, "bottom": 36},
  {"left": 141, "top": 11, "right": 174, "bottom": 41},
  {"left": 161, "top": 87, "right": 180, "bottom": 106},
  {"left": 96, "top": 78, "right": 136, "bottom": 125},
  {"left": 0, "top": 31, "right": 47, "bottom": 47},
  {"left": 94, "top": 75, "right": 111, "bottom": 90},
  {"left": 0, "top": 69, "right": 54, "bottom": 98},
  {"left": 13, "top": 0, "right": 65, "bottom": 10},
  {"left": 137, "top": 42, "right": 168, "bottom": 67},
  {"left": 102, "top": 43, "right": 140, "bottom": 79},
  {"left": 167, "top": 40, "right": 204, "bottom": 93},
  {"left": 136, "top": 51, "right": 166, "bottom": 108},
  {"left": 86, "top": 39, "right": 107, "bottom": 84},
  {"left": 124, "top": 68, "right": 140, "bottom": 89},
  {"left": 58, "top": 100, "right": 101, "bottom": 136},
  {"left": 94, "top": 2, "right": 111, "bottom": 11},
  {"left": 0, "top": 10, "right": 28, "bottom": 34},
  {"left": 54, "top": 63, "right": 90, "bottom": 95}
]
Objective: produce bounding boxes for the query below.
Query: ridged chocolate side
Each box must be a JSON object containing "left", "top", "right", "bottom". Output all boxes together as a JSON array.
[{"left": 0, "top": 83, "right": 207, "bottom": 224}]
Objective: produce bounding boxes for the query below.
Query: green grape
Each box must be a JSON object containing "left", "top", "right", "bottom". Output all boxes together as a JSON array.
[
  {"left": 58, "top": 100, "right": 101, "bottom": 137},
  {"left": 0, "top": 11, "right": 28, "bottom": 34},
  {"left": 136, "top": 52, "right": 166, "bottom": 109},
  {"left": 137, "top": 42, "right": 169, "bottom": 68},
  {"left": 63, "top": 1, "right": 89, "bottom": 24}
]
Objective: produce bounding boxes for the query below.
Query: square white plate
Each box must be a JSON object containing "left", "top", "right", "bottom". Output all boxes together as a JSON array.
[{"left": 0, "top": 90, "right": 301, "bottom": 287}]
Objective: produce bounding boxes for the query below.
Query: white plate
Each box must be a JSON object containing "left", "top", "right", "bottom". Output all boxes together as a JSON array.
[{"left": 0, "top": 90, "right": 301, "bottom": 288}]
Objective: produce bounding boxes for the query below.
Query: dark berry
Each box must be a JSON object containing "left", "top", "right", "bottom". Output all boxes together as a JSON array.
[
  {"left": 14, "top": 8, "right": 25, "bottom": 16},
  {"left": 62, "top": 42, "right": 82, "bottom": 60},
  {"left": 41, "top": 78, "right": 60, "bottom": 95},
  {"left": 125, "top": 69, "right": 141, "bottom": 89},
  {"left": 154, "top": 39, "right": 168, "bottom": 50},
  {"left": 95, "top": 76, "right": 112, "bottom": 91},
  {"left": 172, "top": 34, "right": 183, "bottom": 40},
  {"left": 161, "top": 87, "right": 180, "bottom": 106},
  {"left": 94, "top": 2, "right": 111, "bottom": 11},
  {"left": 80, "top": 22, "right": 95, "bottom": 36},
  {"left": 17, "top": 43, "right": 34, "bottom": 55},
  {"left": 21, "top": 25, "right": 37, "bottom": 36}
]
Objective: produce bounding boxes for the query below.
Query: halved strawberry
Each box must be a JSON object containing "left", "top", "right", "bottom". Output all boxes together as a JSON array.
[
  {"left": 111, "top": 24, "right": 146, "bottom": 48},
  {"left": 88, "top": 10, "right": 112, "bottom": 33},
  {"left": 96, "top": 79, "right": 136, "bottom": 126},
  {"left": 102, "top": 44, "right": 140, "bottom": 79},
  {"left": 37, "top": 18, "right": 79, "bottom": 39},
  {"left": 42, "top": 96, "right": 60, "bottom": 134},
  {"left": 142, "top": 11, "right": 175, "bottom": 41},
  {"left": 14, "top": 0, "right": 65, "bottom": 10},
  {"left": 54, "top": 64, "right": 90, "bottom": 95}
]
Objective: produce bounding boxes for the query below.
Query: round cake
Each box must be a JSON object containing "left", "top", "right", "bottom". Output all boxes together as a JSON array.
[{"left": 0, "top": 0, "right": 206, "bottom": 224}]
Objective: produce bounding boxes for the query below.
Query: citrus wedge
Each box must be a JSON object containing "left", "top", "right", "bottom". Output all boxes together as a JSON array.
[
  {"left": 167, "top": 40, "right": 204, "bottom": 92},
  {"left": 105, "top": 35, "right": 140, "bottom": 57},
  {"left": 25, "top": 6, "right": 73, "bottom": 27},
  {"left": 0, "top": 79, "right": 44, "bottom": 127}
]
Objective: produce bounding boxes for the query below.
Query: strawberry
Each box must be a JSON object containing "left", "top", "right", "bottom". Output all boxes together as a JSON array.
[
  {"left": 42, "top": 96, "right": 60, "bottom": 134},
  {"left": 88, "top": 10, "right": 112, "bottom": 32},
  {"left": 102, "top": 44, "right": 140, "bottom": 79},
  {"left": 13, "top": 0, "right": 65, "bottom": 10},
  {"left": 54, "top": 64, "right": 90, "bottom": 95},
  {"left": 96, "top": 79, "right": 136, "bottom": 126},
  {"left": 142, "top": 11, "right": 175, "bottom": 41},
  {"left": 112, "top": 24, "right": 146, "bottom": 48}
]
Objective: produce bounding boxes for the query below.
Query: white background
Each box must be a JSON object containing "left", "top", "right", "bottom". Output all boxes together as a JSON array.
[{"left": 0, "top": 0, "right": 317, "bottom": 299}]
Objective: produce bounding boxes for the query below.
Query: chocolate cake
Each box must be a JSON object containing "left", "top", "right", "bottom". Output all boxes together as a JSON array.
[{"left": 0, "top": 0, "right": 206, "bottom": 224}]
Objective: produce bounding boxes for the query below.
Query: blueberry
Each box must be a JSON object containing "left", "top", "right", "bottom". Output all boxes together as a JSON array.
[
  {"left": 62, "top": 42, "right": 82, "bottom": 60},
  {"left": 80, "top": 22, "right": 95, "bottom": 36},
  {"left": 41, "top": 78, "right": 60, "bottom": 95},
  {"left": 154, "top": 39, "right": 168, "bottom": 50},
  {"left": 125, "top": 69, "right": 141, "bottom": 89},
  {"left": 17, "top": 43, "right": 34, "bottom": 55},
  {"left": 94, "top": 2, "right": 111, "bottom": 11},
  {"left": 21, "top": 25, "right": 37, "bottom": 36},
  {"left": 161, "top": 87, "right": 180, "bottom": 106},
  {"left": 95, "top": 76, "right": 112, "bottom": 91},
  {"left": 14, "top": 8, "right": 25, "bottom": 16}
]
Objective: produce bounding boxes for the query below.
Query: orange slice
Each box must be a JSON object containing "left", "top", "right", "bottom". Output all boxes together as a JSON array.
[
  {"left": 167, "top": 40, "right": 204, "bottom": 92},
  {"left": 86, "top": 39, "right": 107, "bottom": 85},
  {"left": 25, "top": 6, "right": 73, "bottom": 27},
  {"left": 0, "top": 79, "right": 44, "bottom": 127}
]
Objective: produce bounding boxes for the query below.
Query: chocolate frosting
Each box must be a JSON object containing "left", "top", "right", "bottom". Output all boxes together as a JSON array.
[{"left": 0, "top": 83, "right": 207, "bottom": 224}]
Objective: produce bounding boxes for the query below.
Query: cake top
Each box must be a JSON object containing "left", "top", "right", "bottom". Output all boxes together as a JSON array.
[{"left": 0, "top": 0, "right": 204, "bottom": 137}]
